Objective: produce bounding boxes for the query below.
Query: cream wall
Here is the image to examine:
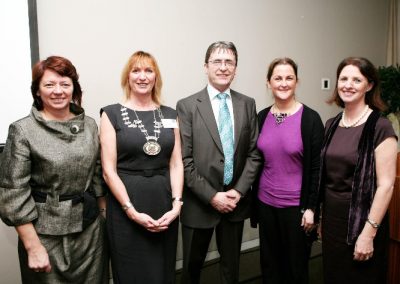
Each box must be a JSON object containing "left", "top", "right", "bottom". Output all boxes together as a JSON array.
[
  {"left": 35, "top": 0, "right": 389, "bottom": 123},
  {"left": 0, "top": 2, "right": 35, "bottom": 283},
  {"left": 0, "top": 0, "right": 390, "bottom": 282}
]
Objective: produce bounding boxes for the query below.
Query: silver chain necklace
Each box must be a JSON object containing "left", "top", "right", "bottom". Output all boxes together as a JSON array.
[{"left": 120, "top": 106, "right": 164, "bottom": 155}]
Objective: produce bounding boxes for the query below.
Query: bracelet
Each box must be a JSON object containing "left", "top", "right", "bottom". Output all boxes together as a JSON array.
[
  {"left": 99, "top": 208, "right": 106, "bottom": 213},
  {"left": 366, "top": 218, "right": 380, "bottom": 229},
  {"left": 122, "top": 201, "right": 133, "bottom": 211},
  {"left": 172, "top": 197, "right": 183, "bottom": 205}
]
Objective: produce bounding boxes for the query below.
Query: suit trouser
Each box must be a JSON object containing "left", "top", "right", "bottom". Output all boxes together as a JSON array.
[
  {"left": 181, "top": 218, "right": 244, "bottom": 284},
  {"left": 257, "top": 200, "right": 310, "bottom": 284}
]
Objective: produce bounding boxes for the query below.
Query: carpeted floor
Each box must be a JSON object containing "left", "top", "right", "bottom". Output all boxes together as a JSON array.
[{"left": 175, "top": 242, "right": 323, "bottom": 284}]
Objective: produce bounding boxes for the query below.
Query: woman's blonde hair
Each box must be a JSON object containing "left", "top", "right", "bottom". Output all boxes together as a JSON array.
[{"left": 121, "top": 51, "right": 162, "bottom": 105}]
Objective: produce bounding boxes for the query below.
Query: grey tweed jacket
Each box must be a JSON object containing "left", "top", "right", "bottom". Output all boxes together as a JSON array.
[{"left": 0, "top": 104, "right": 105, "bottom": 235}]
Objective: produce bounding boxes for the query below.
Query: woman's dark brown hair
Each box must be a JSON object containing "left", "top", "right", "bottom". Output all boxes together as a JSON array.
[{"left": 267, "top": 57, "right": 298, "bottom": 81}]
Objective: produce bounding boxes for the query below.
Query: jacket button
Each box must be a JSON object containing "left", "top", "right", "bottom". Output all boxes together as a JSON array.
[
  {"left": 70, "top": 124, "right": 80, "bottom": 134},
  {"left": 220, "top": 159, "right": 224, "bottom": 164}
]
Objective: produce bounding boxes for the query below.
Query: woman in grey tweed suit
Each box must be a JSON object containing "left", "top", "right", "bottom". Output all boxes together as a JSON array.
[{"left": 0, "top": 56, "right": 108, "bottom": 283}]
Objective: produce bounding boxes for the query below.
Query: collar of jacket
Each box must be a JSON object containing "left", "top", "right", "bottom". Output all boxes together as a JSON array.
[{"left": 31, "top": 103, "right": 86, "bottom": 140}]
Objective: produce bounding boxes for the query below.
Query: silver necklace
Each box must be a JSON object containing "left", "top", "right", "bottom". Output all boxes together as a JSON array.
[
  {"left": 342, "top": 105, "right": 369, "bottom": 128},
  {"left": 120, "top": 106, "right": 164, "bottom": 155}
]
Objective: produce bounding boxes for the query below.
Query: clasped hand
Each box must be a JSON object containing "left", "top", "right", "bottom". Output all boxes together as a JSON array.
[
  {"left": 210, "top": 189, "right": 241, "bottom": 213},
  {"left": 127, "top": 207, "right": 180, "bottom": 233}
]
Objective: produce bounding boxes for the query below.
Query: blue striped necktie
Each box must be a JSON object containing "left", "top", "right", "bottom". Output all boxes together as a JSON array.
[{"left": 217, "top": 93, "right": 234, "bottom": 185}]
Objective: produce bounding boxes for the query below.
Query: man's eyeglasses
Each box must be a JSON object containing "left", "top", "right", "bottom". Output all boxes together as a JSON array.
[{"left": 208, "top": 59, "right": 236, "bottom": 69}]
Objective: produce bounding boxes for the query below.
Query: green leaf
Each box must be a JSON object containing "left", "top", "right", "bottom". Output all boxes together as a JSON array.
[{"left": 378, "top": 64, "right": 400, "bottom": 115}]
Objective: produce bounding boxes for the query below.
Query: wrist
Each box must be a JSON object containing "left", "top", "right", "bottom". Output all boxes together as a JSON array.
[
  {"left": 360, "top": 224, "right": 377, "bottom": 239},
  {"left": 24, "top": 239, "right": 43, "bottom": 252},
  {"left": 172, "top": 204, "right": 182, "bottom": 215},
  {"left": 234, "top": 189, "right": 243, "bottom": 199},
  {"left": 366, "top": 218, "right": 380, "bottom": 229},
  {"left": 359, "top": 230, "right": 376, "bottom": 240},
  {"left": 172, "top": 197, "right": 183, "bottom": 205},
  {"left": 172, "top": 201, "right": 182, "bottom": 210},
  {"left": 121, "top": 200, "right": 134, "bottom": 211}
]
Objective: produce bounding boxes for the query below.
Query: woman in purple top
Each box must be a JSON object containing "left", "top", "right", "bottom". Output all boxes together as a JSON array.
[{"left": 251, "top": 58, "right": 324, "bottom": 283}]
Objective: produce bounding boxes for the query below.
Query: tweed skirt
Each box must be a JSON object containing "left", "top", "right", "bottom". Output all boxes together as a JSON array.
[{"left": 18, "top": 216, "right": 109, "bottom": 284}]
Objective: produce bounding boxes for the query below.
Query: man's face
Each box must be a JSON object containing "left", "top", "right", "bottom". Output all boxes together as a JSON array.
[{"left": 205, "top": 48, "right": 236, "bottom": 92}]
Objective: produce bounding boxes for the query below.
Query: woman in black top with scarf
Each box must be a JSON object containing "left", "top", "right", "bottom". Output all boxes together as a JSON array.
[{"left": 319, "top": 57, "right": 397, "bottom": 283}]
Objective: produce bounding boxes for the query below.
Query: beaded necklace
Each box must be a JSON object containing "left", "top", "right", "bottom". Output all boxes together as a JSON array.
[{"left": 341, "top": 105, "right": 370, "bottom": 128}]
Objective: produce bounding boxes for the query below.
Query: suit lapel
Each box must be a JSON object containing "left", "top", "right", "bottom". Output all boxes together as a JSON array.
[
  {"left": 231, "top": 91, "right": 244, "bottom": 152},
  {"left": 196, "top": 89, "right": 224, "bottom": 153}
]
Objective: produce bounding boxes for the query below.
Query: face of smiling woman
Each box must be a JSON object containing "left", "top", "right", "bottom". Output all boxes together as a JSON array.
[
  {"left": 267, "top": 64, "right": 298, "bottom": 103},
  {"left": 38, "top": 69, "right": 73, "bottom": 115},
  {"left": 128, "top": 64, "right": 156, "bottom": 97},
  {"left": 337, "top": 64, "right": 373, "bottom": 107}
]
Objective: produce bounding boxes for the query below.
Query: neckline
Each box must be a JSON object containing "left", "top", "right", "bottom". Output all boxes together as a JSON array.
[
  {"left": 119, "top": 103, "right": 161, "bottom": 112},
  {"left": 341, "top": 105, "right": 370, "bottom": 128},
  {"left": 338, "top": 122, "right": 366, "bottom": 129},
  {"left": 34, "top": 103, "right": 83, "bottom": 122},
  {"left": 270, "top": 104, "right": 303, "bottom": 117}
]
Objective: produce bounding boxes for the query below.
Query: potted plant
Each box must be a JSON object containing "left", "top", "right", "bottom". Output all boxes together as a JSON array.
[{"left": 378, "top": 64, "right": 400, "bottom": 147}]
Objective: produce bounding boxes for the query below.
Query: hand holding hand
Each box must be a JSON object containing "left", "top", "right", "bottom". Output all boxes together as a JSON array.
[
  {"left": 126, "top": 209, "right": 162, "bottom": 232},
  {"left": 157, "top": 206, "right": 181, "bottom": 230},
  {"left": 210, "top": 192, "right": 237, "bottom": 213},
  {"left": 225, "top": 189, "right": 241, "bottom": 204}
]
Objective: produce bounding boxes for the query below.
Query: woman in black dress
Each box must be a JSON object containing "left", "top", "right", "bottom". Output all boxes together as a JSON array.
[
  {"left": 319, "top": 57, "right": 397, "bottom": 283},
  {"left": 100, "top": 51, "right": 184, "bottom": 284}
]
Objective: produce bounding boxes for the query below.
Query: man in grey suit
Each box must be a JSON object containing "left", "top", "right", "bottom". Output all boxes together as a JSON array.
[{"left": 176, "top": 41, "right": 261, "bottom": 284}]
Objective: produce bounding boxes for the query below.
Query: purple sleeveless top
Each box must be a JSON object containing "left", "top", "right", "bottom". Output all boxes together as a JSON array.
[{"left": 257, "top": 106, "right": 304, "bottom": 208}]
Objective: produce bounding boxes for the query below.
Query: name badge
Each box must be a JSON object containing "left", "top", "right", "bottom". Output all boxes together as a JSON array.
[{"left": 162, "top": 119, "right": 178, "bottom": 128}]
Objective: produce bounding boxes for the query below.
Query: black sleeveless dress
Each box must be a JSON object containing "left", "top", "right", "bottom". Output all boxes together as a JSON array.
[{"left": 101, "top": 104, "right": 178, "bottom": 284}]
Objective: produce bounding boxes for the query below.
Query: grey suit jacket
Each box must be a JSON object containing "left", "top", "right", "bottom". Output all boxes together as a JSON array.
[
  {"left": 0, "top": 105, "right": 105, "bottom": 235},
  {"left": 177, "top": 88, "right": 261, "bottom": 228}
]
